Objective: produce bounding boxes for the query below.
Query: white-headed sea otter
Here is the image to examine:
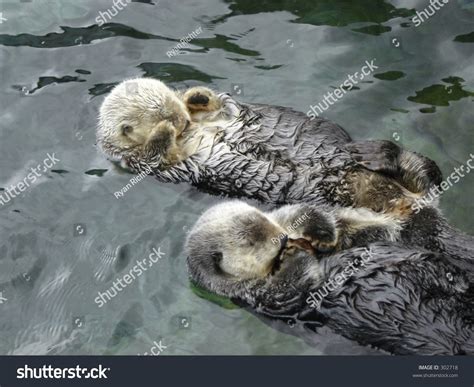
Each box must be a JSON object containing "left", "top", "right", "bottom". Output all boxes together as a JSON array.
[{"left": 97, "top": 78, "right": 442, "bottom": 216}]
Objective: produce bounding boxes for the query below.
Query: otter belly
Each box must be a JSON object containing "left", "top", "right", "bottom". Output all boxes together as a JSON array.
[
  {"left": 177, "top": 121, "right": 226, "bottom": 161},
  {"left": 169, "top": 96, "right": 426, "bottom": 215}
]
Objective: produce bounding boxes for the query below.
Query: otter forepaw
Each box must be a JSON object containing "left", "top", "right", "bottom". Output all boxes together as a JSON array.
[
  {"left": 164, "top": 145, "right": 182, "bottom": 164},
  {"left": 389, "top": 197, "right": 415, "bottom": 219},
  {"left": 183, "top": 87, "right": 222, "bottom": 113},
  {"left": 310, "top": 239, "right": 338, "bottom": 254},
  {"left": 146, "top": 122, "right": 183, "bottom": 167},
  {"left": 299, "top": 209, "right": 338, "bottom": 253}
]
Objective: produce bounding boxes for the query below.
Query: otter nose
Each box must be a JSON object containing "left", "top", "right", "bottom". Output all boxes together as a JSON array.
[
  {"left": 287, "top": 238, "right": 316, "bottom": 255},
  {"left": 146, "top": 121, "right": 175, "bottom": 146}
]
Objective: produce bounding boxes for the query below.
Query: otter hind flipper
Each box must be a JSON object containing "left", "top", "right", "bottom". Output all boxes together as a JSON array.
[
  {"left": 188, "top": 93, "right": 209, "bottom": 106},
  {"left": 182, "top": 86, "right": 222, "bottom": 114},
  {"left": 346, "top": 139, "right": 443, "bottom": 195},
  {"left": 346, "top": 140, "right": 400, "bottom": 175}
]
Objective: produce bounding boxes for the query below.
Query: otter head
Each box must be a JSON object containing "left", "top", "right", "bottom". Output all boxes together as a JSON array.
[
  {"left": 186, "top": 201, "right": 299, "bottom": 288},
  {"left": 97, "top": 78, "right": 191, "bottom": 170}
]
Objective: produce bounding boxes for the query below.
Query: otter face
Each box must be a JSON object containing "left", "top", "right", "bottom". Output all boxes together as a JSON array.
[
  {"left": 188, "top": 201, "right": 289, "bottom": 280},
  {"left": 97, "top": 78, "right": 191, "bottom": 167},
  {"left": 217, "top": 210, "right": 287, "bottom": 279}
]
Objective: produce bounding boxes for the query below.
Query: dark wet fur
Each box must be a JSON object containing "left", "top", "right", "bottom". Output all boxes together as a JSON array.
[
  {"left": 188, "top": 243, "right": 474, "bottom": 355},
  {"left": 127, "top": 95, "right": 442, "bottom": 210}
]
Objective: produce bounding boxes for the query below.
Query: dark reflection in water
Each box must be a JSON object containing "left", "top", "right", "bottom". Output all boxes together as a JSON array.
[
  {"left": 219, "top": 0, "right": 414, "bottom": 27},
  {"left": 85, "top": 169, "right": 108, "bottom": 177},
  {"left": 139, "top": 63, "right": 225, "bottom": 83},
  {"left": 454, "top": 31, "right": 474, "bottom": 42},
  {"left": 351, "top": 25, "right": 391, "bottom": 36},
  {"left": 89, "top": 83, "right": 117, "bottom": 97},
  {"left": 0, "top": 23, "right": 259, "bottom": 57},
  {"left": 408, "top": 76, "right": 474, "bottom": 112},
  {"left": 192, "top": 34, "right": 260, "bottom": 56},
  {"left": 13, "top": 75, "right": 86, "bottom": 95},
  {"left": 0, "top": 23, "right": 172, "bottom": 48},
  {"left": 373, "top": 71, "right": 405, "bottom": 81}
]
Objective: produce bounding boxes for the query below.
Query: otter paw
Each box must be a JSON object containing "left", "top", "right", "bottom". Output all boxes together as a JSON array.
[
  {"left": 286, "top": 237, "right": 317, "bottom": 256},
  {"left": 165, "top": 150, "right": 182, "bottom": 166},
  {"left": 183, "top": 87, "right": 221, "bottom": 113},
  {"left": 188, "top": 93, "right": 209, "bottom": 106},
  {"left": 389, "top": 197, "right": 415, "bottom": 219},
  {"left": 152, "top": 123, "right": 175, "bottom": 149},
  {"left": 300, "top": 211, "right": 337, "bottom": 252},
  {"left": 310, "top": 238, "right": 337, "bottom": 254},
  {"left": 161, "top": 141, "right": 183, "bottom": 167}
]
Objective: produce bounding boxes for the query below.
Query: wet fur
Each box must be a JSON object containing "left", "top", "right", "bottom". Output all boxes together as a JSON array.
[
  {"left": 186, "top": 200, "right": 404, "bottom": 284},
  {"left": 268, "top": 204, "right": 402, "bottom": 253},
  {"left": 97, "top": 78, "right": 192, "bottom": 169},
  {"left": 98, "top": 78, "right": 474, "bottom": 278},
  {"left": 186, "top": 202, "right": 474, "bottom": 355},
  {"left": 97, "top": 78, "right": 442, "bottom": 216}
]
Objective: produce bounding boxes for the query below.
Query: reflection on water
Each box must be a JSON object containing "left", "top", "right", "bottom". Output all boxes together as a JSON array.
[
  {"left": 454, "top": 30, "right": 474, "bottom": 42},
  {"left": 0, "top": 0, "right": 473, "bottom": 355},
  {"left": 373, "top": 71, "right": 405, "bottom": 81},
  {"left": 408, "top": 76, "right": 474, "bottom": 112},
  {"left": 139, "top": 63, "right": 225, "bottom": 83},
  {"left": 12, "top": 74, "right": 87, "bottom": 95},
  {"left": 0, "top": 23, "right": 170, "bottom": 48},
  {"left": 219, "top": 0, "right": 414, "bottom": 28}
]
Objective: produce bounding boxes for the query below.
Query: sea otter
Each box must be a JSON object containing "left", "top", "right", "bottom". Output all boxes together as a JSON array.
[
  {"left": 97, "top": 78, "right": 442, "bottom": 215},
  {"left": 186, "top": 201, "right": 403, "bottom": 279},
  {"left": 185, "top": 201, "right": 474, "bottom": 355}
]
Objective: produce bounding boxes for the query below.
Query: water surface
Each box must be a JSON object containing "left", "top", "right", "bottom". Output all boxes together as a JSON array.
[{"left": 0, "top": 0, "right": 473, "bottom": 355}]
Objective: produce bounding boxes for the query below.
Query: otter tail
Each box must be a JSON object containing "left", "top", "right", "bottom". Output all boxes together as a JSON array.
[{"left": 397, "top": 149, "right": 443, "bottom": 195}]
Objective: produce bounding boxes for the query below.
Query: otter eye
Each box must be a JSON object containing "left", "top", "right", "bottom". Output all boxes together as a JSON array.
[{"left": 121, "top": 125, "right": 133, "bottom": 135}]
